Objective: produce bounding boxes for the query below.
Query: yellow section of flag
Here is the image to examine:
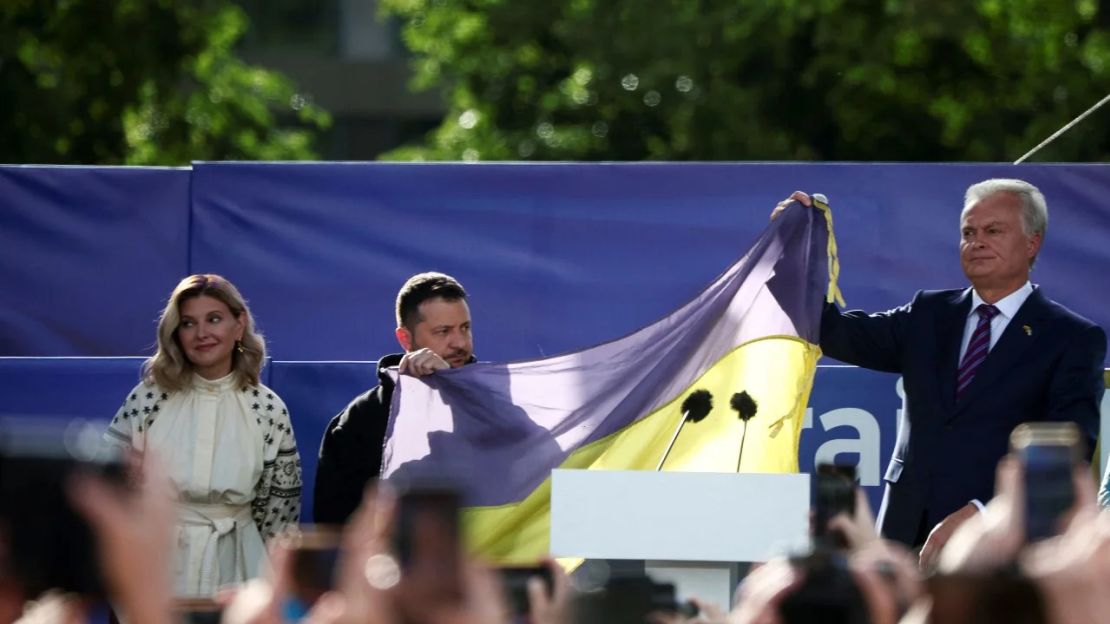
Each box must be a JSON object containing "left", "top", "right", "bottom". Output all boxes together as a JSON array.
[{"left": 461, "top": 336, "right": 819, "bottom": 563}]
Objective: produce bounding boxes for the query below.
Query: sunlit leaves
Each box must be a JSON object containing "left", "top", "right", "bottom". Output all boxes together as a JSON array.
[
  {"left": 379, "top": 0, "right": 1110, "bottom": 162},
  {"left": 0, "top": 1, "right": 330, "bottom": 164}
]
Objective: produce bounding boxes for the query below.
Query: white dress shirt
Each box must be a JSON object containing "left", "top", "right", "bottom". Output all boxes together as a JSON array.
[{"left": 958, "top": 281, "right": 1035, "bottom": 363}]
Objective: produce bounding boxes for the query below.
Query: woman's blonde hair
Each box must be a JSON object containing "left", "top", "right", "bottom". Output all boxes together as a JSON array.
[{"left": 143, "top": 274, "right": 266, "bottom": 392}]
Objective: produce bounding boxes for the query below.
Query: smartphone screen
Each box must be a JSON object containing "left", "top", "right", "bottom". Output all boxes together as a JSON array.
[
  {"left": 813, "top": 463, "right": 857, "bottom": 547},
  {"left": 0, "top": 419, "right": 128, "bottom": 598},
  {"left": 174, "top": 598, "right": 223, "bottom": 624},
  {"left": 393, "top": 484, "right": 463, "bottom": 613},
  {"left": 285, "top": 525, "right": 342, "bottom": 607},
  {"left": 1012, "top": 423, "right": 1079, "bottom": 542},
  {"left": 498, "top": 565, "right": 553, "bottom": 617}
]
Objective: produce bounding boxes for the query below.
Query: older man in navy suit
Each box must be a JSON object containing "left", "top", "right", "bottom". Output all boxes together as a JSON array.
[{"left": 776, "top": 179, "right": 1106, "bottom": 566}]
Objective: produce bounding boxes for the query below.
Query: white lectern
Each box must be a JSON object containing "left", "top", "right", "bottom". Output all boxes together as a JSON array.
[{"left": 550, "top": 470, "right": 809, "bottom": 610}]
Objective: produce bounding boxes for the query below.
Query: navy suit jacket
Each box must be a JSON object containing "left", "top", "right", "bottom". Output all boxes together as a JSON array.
[{"left": 820, "top": 287, "right": 1106, "bottom": 545}]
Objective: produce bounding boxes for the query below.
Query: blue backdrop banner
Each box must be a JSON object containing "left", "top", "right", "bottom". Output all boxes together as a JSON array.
[
  {"left": 0, "top": 166, "right": 190, "bottom": 356},
  {"left": 3, "top": 162, "right": 1109, "bottom": 522},
  {"left": 185, "top": 162, "right": 1110, "bottom": 363},
  {"left": 4, "top": 163, "right": 1108, "bottom": 364}
]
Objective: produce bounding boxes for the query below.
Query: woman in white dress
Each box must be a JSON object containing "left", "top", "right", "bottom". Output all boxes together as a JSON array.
[{"left": 103, "top": 274, "right": 301, "bottom": 598}]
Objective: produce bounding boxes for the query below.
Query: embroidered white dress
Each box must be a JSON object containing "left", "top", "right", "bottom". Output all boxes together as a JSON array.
[{"left": 104, "top": 374, "right": 302, "bottom": 597}]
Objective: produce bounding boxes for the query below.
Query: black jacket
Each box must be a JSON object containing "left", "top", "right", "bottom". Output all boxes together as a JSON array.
[{"left": 313, "top": 353, "right": 402, "bottom": 525}]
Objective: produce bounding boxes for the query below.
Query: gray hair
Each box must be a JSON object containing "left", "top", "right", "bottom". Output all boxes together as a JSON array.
[{"left": 962, "top": 178, "right": 1047, "bottom": 266}]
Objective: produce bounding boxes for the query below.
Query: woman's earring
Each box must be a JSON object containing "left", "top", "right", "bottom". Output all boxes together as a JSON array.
[{"left": 236, "top": 339, "right": 245, "bottom": 354}]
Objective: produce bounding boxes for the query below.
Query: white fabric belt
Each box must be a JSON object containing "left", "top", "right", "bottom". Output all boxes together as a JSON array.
[{"left": 177, "top": 502, "right": 253, "bottom": 597}]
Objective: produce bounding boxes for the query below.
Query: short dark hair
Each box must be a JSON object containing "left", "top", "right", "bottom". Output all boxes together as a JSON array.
[{"left": 395, "top": 272, "right": 468, "bottom": 330}]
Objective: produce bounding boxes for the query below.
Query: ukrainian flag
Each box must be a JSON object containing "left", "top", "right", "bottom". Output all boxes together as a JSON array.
[{"left": 382, "top": 199, "right": 840, "bottom": 562}]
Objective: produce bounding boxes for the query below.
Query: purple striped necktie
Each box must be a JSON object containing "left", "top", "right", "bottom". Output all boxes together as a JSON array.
[{"left": 956, "top": 303, "right": 1000, "bottom": 401}]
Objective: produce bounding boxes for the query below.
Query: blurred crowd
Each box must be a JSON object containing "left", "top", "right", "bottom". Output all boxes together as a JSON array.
[{"left": 0, "top": 448, "right": 1108, "bottom": 624}]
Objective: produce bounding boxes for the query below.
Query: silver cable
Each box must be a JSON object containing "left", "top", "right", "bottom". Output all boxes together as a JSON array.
[{"left": 1014, "top": 91, "right": 1110, "bottom": 164}]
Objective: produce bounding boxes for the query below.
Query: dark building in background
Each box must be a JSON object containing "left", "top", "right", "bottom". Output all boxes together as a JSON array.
[{"left": 239, "top": 0, "right": 443, "bottom": 160}]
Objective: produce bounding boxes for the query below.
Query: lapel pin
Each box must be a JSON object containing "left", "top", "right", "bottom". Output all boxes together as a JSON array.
[{"left": 1023, "top": 325, "right": 1032, "bottom": 336}]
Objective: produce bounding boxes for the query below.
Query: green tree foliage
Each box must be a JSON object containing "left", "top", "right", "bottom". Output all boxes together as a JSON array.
[
  {"left": 0, "top": 1, "right": 330, "bottom": 164},
  {"left": 380, "top": 0, "right": 1110, "bottom": 162}
]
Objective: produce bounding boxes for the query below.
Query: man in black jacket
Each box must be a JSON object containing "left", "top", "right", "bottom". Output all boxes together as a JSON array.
[{"left": 313, "top": 272, "right": 476, "bottom": 524}]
